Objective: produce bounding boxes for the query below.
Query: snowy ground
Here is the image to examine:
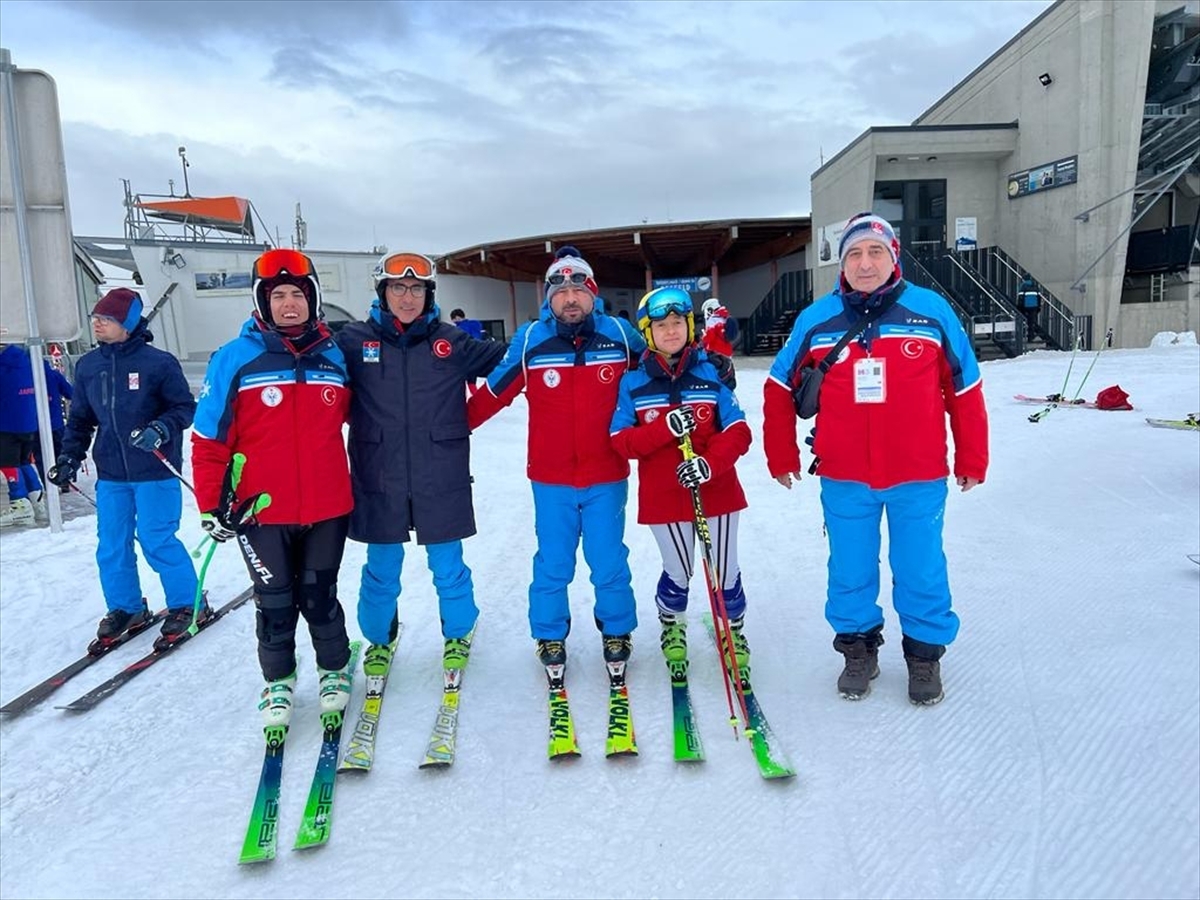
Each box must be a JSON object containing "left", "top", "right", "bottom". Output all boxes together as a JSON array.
[{"left": 1, "top": 342, "right": 1197, "bottom": 900}]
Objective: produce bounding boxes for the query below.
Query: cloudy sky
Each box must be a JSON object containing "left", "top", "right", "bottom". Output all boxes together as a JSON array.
[{"left": 1, "top": 0, "right": 1052, "bottom": 255}]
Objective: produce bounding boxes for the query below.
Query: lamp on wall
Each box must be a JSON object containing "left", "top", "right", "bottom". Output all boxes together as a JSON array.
[{"left": 1037, "top": 72, "right": 1053, "bottom": 87}]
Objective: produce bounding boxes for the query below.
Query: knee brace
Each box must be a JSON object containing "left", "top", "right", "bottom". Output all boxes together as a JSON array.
[
  {"left": 298, "top": 568, "right": 350, "bottom": 671},
  {"left": 254, "top": 586, "right": 299, "bottom": 680}
]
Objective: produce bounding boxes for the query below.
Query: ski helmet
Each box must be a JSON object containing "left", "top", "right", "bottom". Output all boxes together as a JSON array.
[
  {"left": 373, "top": 251, "right": 437, "bottom": 311},
  {"left": 636, "top": 287, "right": 695, "bottom": 351},
  {"left": 252, "top": 249, "right": 322, "bottom": 325}
]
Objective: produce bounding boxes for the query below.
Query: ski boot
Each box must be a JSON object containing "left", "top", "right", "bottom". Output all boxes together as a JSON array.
[
  {"left": 154, "top": 593, "right": 212, "bottom": 651},
  {"left": 259, "top": 670, "right": 297, "bottom": 733},
  {"left": 89, "top": 600, "right": 152, "bottom": 655}
]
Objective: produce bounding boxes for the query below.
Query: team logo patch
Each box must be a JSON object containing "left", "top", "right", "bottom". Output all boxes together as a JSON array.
[
  {"left": 128, "top": 372, "right": 140, "bottom": 391},
  {"left": 598, "top": 364, "right": 615, "bottom": 384},
  {"left": 362, "top": 341, "right": 381, "bottom": 363},
  {"left": 901, "top": 339, "right": 924, "bottom": 359},
  {"left": 695, "top": 405, "right": 713, "bottom": 423},
  {"left": 321, "top": 386, "right": 337, "bottom": 406},
  {"left": 645, "top": 409, "right": 660, "bottom": 423},
  {"left": 433, "top": 338, "right": 452, "bottom": 359},
  {"left": 543, "top": 368, "right": 561, "bottom": 388},
  {"left": 260, "top": 386, "right": 283, "bottom": 408}
]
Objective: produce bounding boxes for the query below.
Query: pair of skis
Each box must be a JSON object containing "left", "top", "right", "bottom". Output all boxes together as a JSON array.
[
  {"left": 240, "top": 642, "right": 362, "bottom": 863},
  {"left": 0, "top": 588, "right": 255, "bottom": 717},
  {"left": 1146, "top": 415, "right": 1198, "bottom": 431},
  {"left": 544, "top": 658, "right": 638, "bottom": 761},
  {"left": 663, "top": 619, "right": 794, "bottom": 780}
]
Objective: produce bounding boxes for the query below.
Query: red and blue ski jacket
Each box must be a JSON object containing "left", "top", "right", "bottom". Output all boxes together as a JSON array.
[
  {"left": 192, "top": 316, "right": 352, "bottom": 526},
  {"left": 468, "top": 302, "right": 645, "bottom": 487},
  {"left": 763, "top": 282, "right": 988, "bottom": 489},
  {"left": 611, "top": 345, "right": 751, "bottom": 524}
]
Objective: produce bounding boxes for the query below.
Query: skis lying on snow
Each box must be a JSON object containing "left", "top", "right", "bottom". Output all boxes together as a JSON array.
[
  {"left": 1146, "top": 415, "right": 1198, "bottom": 431},
  {"left": 294, "top": 641, "right": 361, "bottom": 851},
  {"left": 57, "top": 587, "right": 255, "bottom": 713},
  {"left": 241, "top": 641, "right": 362, "bottom": 862},
  {"left": 338, "top": 626, "right": 404, "bottom": 775},
  {"left": 702, "top": 614, "right": 795, "bottom": 780},
  {"left": 0, "top": 610, "right": 167, "bottom": 717}
]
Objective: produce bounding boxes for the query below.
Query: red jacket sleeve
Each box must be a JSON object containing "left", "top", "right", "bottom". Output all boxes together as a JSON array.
[
  {"left": 611, "top": 414, "right": 677, "bottom": 460},
  {"left": 467, "top": 377, "right": 523, "bottom": 430},
  {"left": 946, "top": 382, "right": 989, "bottom": 482},
  {"left": 762, "top": 379, "right": 802, "bottom": 478},
  {"left": 191, "top": 431, "right": 234, "bottom": 513},
  {"left": 701, "top": 420, "right": 751, "bottom": 477}
]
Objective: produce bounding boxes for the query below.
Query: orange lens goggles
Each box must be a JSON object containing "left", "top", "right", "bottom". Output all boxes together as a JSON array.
[
  {"left": 379, "top": 252, "right": 435, "bottom": 280},
  {"left": 254, "top": 249, "right": 315, "bottom": 280}
]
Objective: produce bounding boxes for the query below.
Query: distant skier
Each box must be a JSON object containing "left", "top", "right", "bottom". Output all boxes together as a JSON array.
[{"left": 699, "top": 298, "right": 739, "bottom": 390}]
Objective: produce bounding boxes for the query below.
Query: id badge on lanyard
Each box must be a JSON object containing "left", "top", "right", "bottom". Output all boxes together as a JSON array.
[{"left": 853, "top": 357, "right": 886, "bottom": 404}]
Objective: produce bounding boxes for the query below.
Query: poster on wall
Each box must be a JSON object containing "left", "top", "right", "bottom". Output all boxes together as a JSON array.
[
  {"left": 954, "top": 217, "right": 978, "bottom": 250},
  {"left": 815, "top": 219, "right": 848, "bottom": 266},
  {"left": 1006, "top": 155, "right": 1078, "bottom": 199}
]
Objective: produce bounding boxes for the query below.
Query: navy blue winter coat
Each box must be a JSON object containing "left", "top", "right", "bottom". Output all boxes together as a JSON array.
[
  {"left": 335, "top": 300, "right": 507, "bottom": 545},
  {"left": 0, "top": 345, "right": 73, "bottom": 434},
  {"left": 61, "top": 322, "right": 196, "bottom": 482}
]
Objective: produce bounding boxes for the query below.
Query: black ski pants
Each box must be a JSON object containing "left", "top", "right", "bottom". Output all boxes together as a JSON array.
[{"left": 237, "top": 515, "right": 352, "bottom": 681}]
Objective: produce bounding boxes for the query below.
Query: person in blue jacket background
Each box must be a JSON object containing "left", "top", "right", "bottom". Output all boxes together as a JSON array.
[
  {"left": 47, "top": 288, "right": 200, "bottom": 654},
  {"left": 0, "top": 343, "right": 55, "bottom": 526}
]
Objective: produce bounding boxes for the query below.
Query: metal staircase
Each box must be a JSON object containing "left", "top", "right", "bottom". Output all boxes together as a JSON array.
[{"left": 744, "top": 269, "right": 811, "bottom": 355}]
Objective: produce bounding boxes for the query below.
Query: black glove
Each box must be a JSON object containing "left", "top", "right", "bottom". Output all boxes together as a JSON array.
[
  {"left": 130, "top": 420, "right": 169, "bottom": 452},
  {"left": 47, "top": 455, "right": 79, "bottom": 487},
  {"left": 676, "top": 456, "right": 712, "bottom": 488},
  {"left": 200, "top": 511, "right": 238, "bottom": 543},
  {"left": 710, "top": 352, "right": 737, "bottom": 391},
  {"left": 666, "top": 405, "right": 696, "bottom": 438}
]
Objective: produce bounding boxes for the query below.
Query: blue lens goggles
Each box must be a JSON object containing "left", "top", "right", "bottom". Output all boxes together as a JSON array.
[{"left": 645, "top": 288, "right": 693, "bottom": 320}]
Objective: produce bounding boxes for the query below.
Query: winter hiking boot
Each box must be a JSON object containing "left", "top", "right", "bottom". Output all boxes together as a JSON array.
[
  {"left": 443, "top": 632, "right": 473, "bottom": 671},
  {"left": 833, "top": 626, "right": 884, "bottom": 700},
  {"left": 363, "top": 639, "right": 398, "bottom": 678},
  {"left": 259, "top": 671, "right": 297, "bottom": 729},
  {"left": 154, "top": 592, "right": 212, "bottom": 651},
  {"left": 902, "top": 636, "right": 946, "bottom": 706},
  {"left": 602, "top": 633, "right": 633, "bottom": 664},
  {"left": 89, "top": 600, "right": 152, "bottom": 655}
]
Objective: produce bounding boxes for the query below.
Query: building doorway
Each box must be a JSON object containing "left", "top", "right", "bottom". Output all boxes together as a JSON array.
[{"left": 873, "top": 180, "right": 947, "bottom": 257}]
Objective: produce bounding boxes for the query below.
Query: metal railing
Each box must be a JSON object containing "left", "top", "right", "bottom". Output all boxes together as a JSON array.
[
  {"left": 956, "top": 246, "right": 1075, "bottom": 351},
  {"left": 743, "top": 269, "right": 812, "bottom": 356}
]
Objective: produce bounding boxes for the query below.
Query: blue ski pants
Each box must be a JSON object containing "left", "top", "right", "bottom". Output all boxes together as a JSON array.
[
  {"left": 528, "top": 480, "right": 638, "bottom": 640},
  {"left": 357, "top": 540, "right": 478, "bottom": 645},
  {"left": 820, "top": 477, "right": 960, "bottom": 647},
  {"left": 95, "top": 479, "right": 198, "bottom": 613}
]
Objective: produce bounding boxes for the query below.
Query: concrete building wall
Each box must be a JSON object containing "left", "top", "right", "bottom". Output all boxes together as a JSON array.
[
  {"left": 809, "top": 0, "right": 1184, "bottom": 348},
  {"left": 717, "top": 251, "right": 807, "bottom": 318}
]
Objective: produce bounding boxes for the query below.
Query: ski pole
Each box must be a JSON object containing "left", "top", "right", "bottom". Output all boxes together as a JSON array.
[
  {"left": 680, "top": 434, "right": 752, "bottom": 738},
  {"left": 188, "top": 491, "right": 271, "bottom": 636},
  {"left": 1029, "top": 330, "right": 1082, "bottom": 424},
  {"left": 66, "top": 481, "right": 97, "bottom": 508},
  {"left": 1067, "top": 327, "right": 1113, "bottom": 402},
  {"left": 190, "top": 534, "right": 211, "bottom": 559},
  {"left": 151, "top": 449, "right": 196, "bottom": 496}
]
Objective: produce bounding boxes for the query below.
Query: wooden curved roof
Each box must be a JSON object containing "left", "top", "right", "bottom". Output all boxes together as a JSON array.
[{"left": 437, "top": 217, "right": 811, "bottom": 288}]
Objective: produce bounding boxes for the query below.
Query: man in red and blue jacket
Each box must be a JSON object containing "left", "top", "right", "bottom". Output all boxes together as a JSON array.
[
  {"left": 763, "top": 214, "right": 988, "bottom": 706},
  {"left": 468, "top": 246, "right": 645, "bottom": 672}
]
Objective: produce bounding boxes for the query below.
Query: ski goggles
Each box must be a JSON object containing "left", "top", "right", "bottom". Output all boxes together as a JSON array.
[
  {"left": 253, "top": 248, "right": 315, "bottom": 280},
  {"left": 377, "top": 252, "right": 435, "bottom": 280},
  {"left": 547, "top": 271, "right": 592, "bottom": 287},
  {"left": 642, "top": 287, "right": 693, "bottom": 321}
]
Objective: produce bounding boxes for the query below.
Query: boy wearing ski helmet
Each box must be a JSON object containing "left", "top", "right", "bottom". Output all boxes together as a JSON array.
[
  {"left": 192, "top": 249, "right": 356, "bottom": 731},
  {"left": 335, "top": 252, "right": 505, "bottom": 685},
  {"left": 610, "top": 288, "right": 754, "bottom": 679}
]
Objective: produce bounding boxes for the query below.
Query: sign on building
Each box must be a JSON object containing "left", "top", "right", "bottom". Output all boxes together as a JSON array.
[
  {"left": 1006, "top": 156, "right": 1079, "bottom": 200},
  {"left": 651, "top": 276, "right": 712, "bottom": 292}
]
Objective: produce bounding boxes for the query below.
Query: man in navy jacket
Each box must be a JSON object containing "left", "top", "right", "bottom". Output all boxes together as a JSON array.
[{"left": 48, "top": 288, "right": 200, "bottom": 652}]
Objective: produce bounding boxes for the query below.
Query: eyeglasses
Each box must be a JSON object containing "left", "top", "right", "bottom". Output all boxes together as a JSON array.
[
  {"left": 90, "top": 314, "right": 120, "bottom": 325},
  {"left": 643, "top": 288, "right": 693, "bottom": 321},
  {"left": 547, "top": 271, "right": 590, "bottom": 287},
  {"left": 253, "top": 248, "right": 315, "bottom": 280},
  {"left": 385, "top": 282, "right": 428, "bottom": 297},
  {"left": 378, "top": 252, "right": 435, "bottom": 280}
]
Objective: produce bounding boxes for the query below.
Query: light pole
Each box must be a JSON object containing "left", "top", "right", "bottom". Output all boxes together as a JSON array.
[{"left": 178, "top": 145, "right": 191, "bottom": 197}]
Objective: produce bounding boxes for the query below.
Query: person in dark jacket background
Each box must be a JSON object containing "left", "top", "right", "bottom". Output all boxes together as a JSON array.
[
  {"left": 0, "top": 343, "right": 58, "bottom": 526},
  {"left": 336, "top": 252, "right": 505, "bottom": 682},
  {"left": 46, "top": 288, "right": 200, "bottom": 653}
]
